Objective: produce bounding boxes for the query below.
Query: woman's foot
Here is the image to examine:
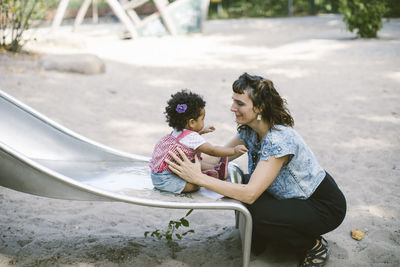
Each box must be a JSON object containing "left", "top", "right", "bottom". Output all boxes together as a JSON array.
[
  {"left": 251, "top": 237, "right": 266, "bottom": 256},
  {"left": 299, "top": 237, "right": 330, "bottom": 267}
]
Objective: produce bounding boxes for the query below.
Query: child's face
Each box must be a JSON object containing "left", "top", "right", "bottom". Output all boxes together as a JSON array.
[{"left": 189, "top": 108, "right": 205, "bottom": 132}]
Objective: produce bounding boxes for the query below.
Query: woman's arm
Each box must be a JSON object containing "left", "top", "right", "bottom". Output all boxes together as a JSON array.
[{"left": 166, "top": 147, "right": 287, "bottom": 204}]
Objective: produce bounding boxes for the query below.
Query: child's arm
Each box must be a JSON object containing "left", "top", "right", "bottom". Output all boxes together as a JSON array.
[
  {"left": 196, "top": 142, "right": 248, "bottom": 157},
  {"left": 198, "top": 125, "right": 215, "bottom": 135}
]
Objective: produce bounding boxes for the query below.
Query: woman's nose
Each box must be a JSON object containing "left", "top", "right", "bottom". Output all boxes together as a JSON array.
[{"left": 230, "top": 103, "right": 236, "bottom": 112}]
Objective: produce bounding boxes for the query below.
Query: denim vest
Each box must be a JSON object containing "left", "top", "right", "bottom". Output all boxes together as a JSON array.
[{"left": 237, "top": 125, "right": 325, "bottom": 200}]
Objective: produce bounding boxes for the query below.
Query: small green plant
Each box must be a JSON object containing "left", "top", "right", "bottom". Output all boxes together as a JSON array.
[
  {"left": 0, "top": 0, "right": 46, "bottom": 52},
  {"left": 144, "top": 209, "right": 195, "bottom": 259},
  {"left": 340, "top": 0, "right": 388, "bottom": 38}
]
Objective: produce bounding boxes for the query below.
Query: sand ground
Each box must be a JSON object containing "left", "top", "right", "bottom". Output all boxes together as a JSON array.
[{"left": 0, "top": 14, "right": 399, "bottom": 266}]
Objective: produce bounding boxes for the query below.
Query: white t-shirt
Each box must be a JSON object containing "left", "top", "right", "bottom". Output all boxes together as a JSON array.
[{"left": 172, "top": 129, "right": 206, "bottom": 150}]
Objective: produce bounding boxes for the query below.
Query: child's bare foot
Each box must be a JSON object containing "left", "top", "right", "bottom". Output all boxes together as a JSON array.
[
  {"left": 203, "top": 169, "right": 219, "bottom": 179},
  {"left": 215, "top": 157, "right": 228, "bottom": 180},
  {"left": 182, "top": 183, "right": 199, "bottom": 193}
]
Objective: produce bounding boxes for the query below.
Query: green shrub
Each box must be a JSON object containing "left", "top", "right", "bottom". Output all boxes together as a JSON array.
[
  {"left": 208, "top": 0, "right": 342, "bottom": 19},
  {"left": 340, "top": 0, "right": 388, "bottom": 38},
  {"left": 0, "top": 0, "right": 46, "bottom": 52},
  {"left": 385, "top": 0, "right": 400, "bottom": 17},
  {"left": 144, "top": 209, "right": 195, "bottom": 259}
]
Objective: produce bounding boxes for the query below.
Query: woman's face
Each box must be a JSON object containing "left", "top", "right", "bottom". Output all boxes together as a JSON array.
[{"left": 230, "top": 91, "right": 259, "bottom": 125}]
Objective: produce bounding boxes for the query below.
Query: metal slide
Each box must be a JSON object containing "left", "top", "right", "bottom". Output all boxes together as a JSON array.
[{"left": 0, "top": 90, "right": 252, "bottom": 267}]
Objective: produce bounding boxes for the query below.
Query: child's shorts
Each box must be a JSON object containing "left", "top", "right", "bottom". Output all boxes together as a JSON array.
[{"left": 150, "top": 170, "right": 187, "bottom": 194}]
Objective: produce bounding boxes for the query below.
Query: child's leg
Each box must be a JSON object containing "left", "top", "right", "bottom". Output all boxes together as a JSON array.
[
  {"left": 200, "top": 157, "right": 229, "bottom": 180},
  {"left": 199, "top": 158, "right": 220, "bottom": 178},
  {"left": 200, "top": 154, "right": 220, "bottom": 166},
  {"left": 200, "top": 161, "right": 217, "bottom": 171},
  {"left": 151, "top": 170, "right": 193, "bottom": 194}
]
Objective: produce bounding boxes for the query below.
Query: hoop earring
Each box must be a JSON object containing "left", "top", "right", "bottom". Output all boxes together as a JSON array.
[{"left": 257, "top": 114, "right": 262, "bottom": 121}]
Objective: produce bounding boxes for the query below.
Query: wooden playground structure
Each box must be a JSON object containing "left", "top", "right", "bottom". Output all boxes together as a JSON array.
[{"left": 51, "top": 0, "right": 210, "bottom": 38}]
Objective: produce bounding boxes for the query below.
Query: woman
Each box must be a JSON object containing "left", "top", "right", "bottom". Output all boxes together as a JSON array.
[{"left": 165, "top": 73, "right": 346, "bottom": 267}]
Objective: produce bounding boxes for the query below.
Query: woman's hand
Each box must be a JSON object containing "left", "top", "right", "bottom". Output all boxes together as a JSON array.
[{"left": 165, "top": 147, "right": 202, "bottom": 184}]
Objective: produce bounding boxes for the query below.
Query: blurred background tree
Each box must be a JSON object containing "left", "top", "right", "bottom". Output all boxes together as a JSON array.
[
  {"left": 208, "top": 0, "right": 398, "bottom": 19},
  {"left": 1, "top": 0, "right": 399, "bottom": 52},
  {"left": 0, "top": 0, "right": 46, "bottom": 52},
  {"left": 0, "top": 0, "right": 110, "bottom": 52},
  {"left": 208, "top": 0, "right": 398, "bottom": 38},
  {"left": 340, "top": 0, "right": 388, "bottom": 38}
]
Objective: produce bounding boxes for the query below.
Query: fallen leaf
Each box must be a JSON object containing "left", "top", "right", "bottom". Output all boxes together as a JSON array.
[
  {"left": 351, "top": 229, "right": 365, "bottom": 240},
  {"left": 129, "top": 241, "right": 145, "bottom": 247}
]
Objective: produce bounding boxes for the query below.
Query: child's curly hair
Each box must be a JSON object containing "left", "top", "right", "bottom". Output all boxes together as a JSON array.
[{"left": 165, "top": 89, "right": 206, "bottom": 131}]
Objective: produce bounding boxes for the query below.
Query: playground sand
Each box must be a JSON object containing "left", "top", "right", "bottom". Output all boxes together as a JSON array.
[{"left": 1, "top": 15, "right": 400, "bottom": 266}]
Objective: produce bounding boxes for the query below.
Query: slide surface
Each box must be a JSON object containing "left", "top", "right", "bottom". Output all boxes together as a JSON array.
[{"left": 0, "top": 90, "right": 245, "bottom": 209}]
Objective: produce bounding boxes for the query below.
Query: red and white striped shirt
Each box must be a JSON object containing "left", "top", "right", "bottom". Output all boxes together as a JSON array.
[{"left": 149, "top": 129, "right": 204, "bottom": 173}]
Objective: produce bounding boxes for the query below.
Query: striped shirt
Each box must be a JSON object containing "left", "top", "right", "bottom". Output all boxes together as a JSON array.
[{"left": 149, "top": 129, "right": 204, "bottom": 173}]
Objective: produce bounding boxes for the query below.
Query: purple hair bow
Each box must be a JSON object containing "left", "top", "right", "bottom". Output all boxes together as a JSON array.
[{"left": 176, "top": 104, "right": 187, "bottom": 114}]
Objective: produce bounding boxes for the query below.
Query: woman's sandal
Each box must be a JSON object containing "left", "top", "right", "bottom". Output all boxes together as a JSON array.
[{"left": 299, "top": 237, "right": 330, "bottom": 267}]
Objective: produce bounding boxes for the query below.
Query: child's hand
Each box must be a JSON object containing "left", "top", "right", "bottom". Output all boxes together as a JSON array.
[
  {"left": 234, "top": 145, "right": 248, "bottom": 154},
  {"left": 199, "top": 125, "right": 215, "bottom": 135}
]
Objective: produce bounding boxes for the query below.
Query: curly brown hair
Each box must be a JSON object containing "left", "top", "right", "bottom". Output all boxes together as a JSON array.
[
  {"left": 165, "top": 89, "right": 206, "bottom": 131},
  {"left": 232, "top": 73, "right": 294, "bottom": 130}
]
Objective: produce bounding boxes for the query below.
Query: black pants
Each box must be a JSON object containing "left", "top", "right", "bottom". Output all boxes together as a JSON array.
[{"left": 246, "top": 172, "right": 346, "bottom": 253}]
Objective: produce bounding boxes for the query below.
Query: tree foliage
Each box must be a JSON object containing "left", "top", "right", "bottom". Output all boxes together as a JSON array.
[
  {"left": 208, "top": 0, "right": 342, "bottom": 19},
  {"left": 208, "top": 0, "right": 398, "bottom": 19},
  {"left": 340, "top": 0, "right": 388, "bottom": 38},
  {"left": 0, "top": 0, "right": 45, "bottom": 52}
]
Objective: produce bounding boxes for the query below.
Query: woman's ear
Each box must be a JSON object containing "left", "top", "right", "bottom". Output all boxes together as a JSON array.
[{"left": 253, "top": 106, "right": 262, "bottom": 115}]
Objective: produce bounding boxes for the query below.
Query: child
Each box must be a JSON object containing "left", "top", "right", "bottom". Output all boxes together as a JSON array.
[{"left": 149, "top": 89, "right": 248, "bottom": 194}]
